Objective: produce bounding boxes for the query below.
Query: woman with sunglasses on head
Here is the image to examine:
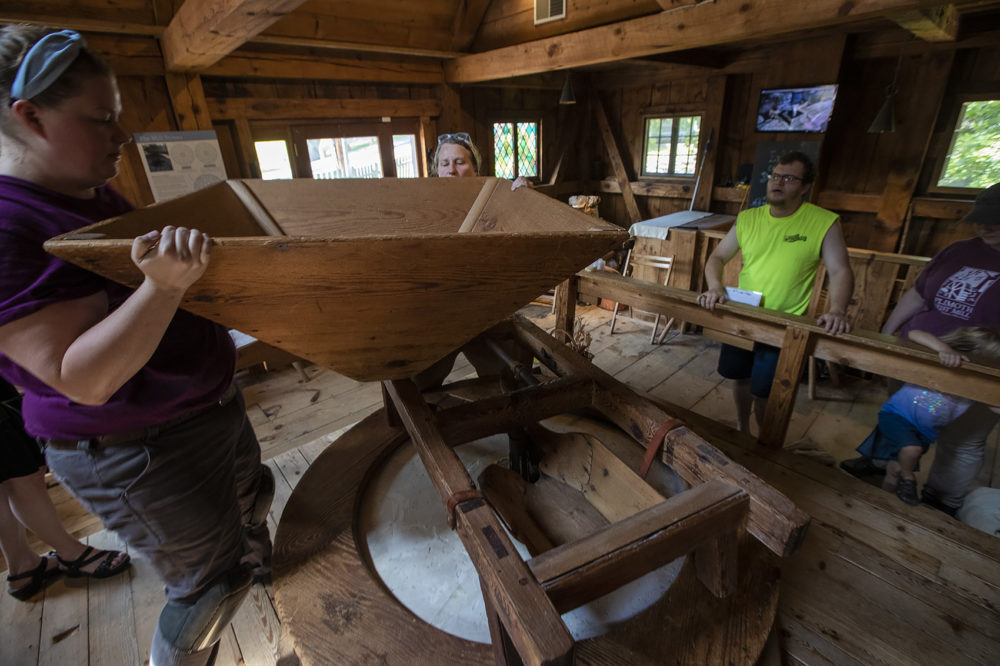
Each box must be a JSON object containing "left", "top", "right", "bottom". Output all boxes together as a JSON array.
[
  {"left": 0, "top": 25, "right": 272, "bottom": 665},
  {"left": 432, "top": 131, "right": 533, "bottom": 190}
]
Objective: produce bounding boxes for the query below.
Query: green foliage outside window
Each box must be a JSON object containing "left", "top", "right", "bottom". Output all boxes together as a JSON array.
[
  {"left": 938, "top": 100, "right": 1000, "bottom": 189},
  {"left": 494, "top": 122, "right": 538, "bottom": 179},
  {"left": 643, "top": 115, "right": 701, "bottom": 177}
]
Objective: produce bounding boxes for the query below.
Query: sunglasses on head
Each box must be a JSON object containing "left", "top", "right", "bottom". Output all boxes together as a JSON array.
[{"left": 438, "top": 132, "right": 471, "bottom": 144}]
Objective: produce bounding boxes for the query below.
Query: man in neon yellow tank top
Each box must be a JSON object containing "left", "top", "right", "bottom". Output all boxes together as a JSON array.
[{"left": 697, "top": 152, "right": 854, "bottom": 434}]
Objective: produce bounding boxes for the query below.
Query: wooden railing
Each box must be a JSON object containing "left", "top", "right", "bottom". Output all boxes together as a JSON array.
[{"left": 555, "top": 270, "right": 1000, "bottom": 448}]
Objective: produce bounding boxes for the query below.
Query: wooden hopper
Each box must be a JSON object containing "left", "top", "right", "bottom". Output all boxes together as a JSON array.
[{"left": 44, "top": 178, "right": 627, "bottom": 381}]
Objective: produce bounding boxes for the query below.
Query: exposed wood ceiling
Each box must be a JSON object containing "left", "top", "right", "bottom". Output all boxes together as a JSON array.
[{"left": 2, "top": 0, "right": 999, "bottom": 84}]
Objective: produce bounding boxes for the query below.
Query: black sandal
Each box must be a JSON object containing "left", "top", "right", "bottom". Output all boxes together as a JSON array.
[
  {"left": 55, "top": 546, "right": 131, "bottom": 579},
  {"left": 7, "top": 555, "right": 61, "bottom": 601}
]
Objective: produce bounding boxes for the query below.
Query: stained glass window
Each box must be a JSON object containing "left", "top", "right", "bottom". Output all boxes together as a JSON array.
[
  {"left": 493, "top": 121, "right": 538, "bottom": 179},
  {"left": 642, "top": 115, "right": 701, "bottom": 177}
]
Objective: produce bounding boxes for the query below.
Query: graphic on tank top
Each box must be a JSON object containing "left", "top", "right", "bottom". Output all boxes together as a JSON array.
[{"left": 934, "top": 266, "right": 1000, "bottom": 319}]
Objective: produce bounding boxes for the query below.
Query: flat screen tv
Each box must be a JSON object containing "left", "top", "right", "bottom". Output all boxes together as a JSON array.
[{"left": 756, "top": 84, "right": 838, "bottom": 133}]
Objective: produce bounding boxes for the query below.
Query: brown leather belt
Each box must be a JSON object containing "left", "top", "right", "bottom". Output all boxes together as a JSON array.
[{"left": 45, "top": 383, "right": 239, "bottom": 452}]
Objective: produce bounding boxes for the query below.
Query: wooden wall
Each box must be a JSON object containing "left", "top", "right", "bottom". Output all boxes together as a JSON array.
[
  {"left": 574, "top": 28, "right": 998, "bottom": 257},
  {"left": 89, "top": 13, "right": 998, "bottom": 260}
]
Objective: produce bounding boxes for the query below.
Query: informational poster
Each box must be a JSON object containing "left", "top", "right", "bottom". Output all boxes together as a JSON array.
[{"left": 133, "top": 130, "right": 227, "bottom": 202}]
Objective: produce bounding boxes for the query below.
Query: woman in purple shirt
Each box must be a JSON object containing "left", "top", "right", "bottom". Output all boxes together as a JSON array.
[
  {"left": 0, "top": 26, "right": 271, "bottom": 665},
  {"left": 843, "top": 183, "right": 1000, "bottom": 516}
]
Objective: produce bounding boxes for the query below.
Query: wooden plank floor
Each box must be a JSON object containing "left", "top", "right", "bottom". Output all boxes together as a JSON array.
[{"left": 2, "top": 304, "right": 997, "bottom": 665}]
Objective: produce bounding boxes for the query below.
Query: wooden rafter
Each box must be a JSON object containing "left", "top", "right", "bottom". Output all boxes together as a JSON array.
[
  {"left": 0, "top": 10, "right": 462, "bottom": 60},
  {"left": 451, "top": 0, "right": 493, "bottom": 51},
  {"left": 160, "top": 0, "right": 310, "bottom": 71},
  {"left": 891, "top": 4, "right": 959, "bottom": 41},
  {"left": 445, "top": 0, "right": 954, "bottom": 82}
]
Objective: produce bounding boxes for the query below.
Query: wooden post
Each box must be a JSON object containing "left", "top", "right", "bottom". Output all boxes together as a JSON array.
[
  {"left": 382, "top": 379, "right": 574, "bottom": 665},
  {"left": 553, "top": 277, "right": 578, "bottom": 344},
  {"left": 593, "top": 93, "right": 642, "bottom": 225},
  {"left": 759, "top": 326, "right": 813, "bottom": 448},
  {"left": 694, "top": 529, "right": 740, "bottom": 597}
]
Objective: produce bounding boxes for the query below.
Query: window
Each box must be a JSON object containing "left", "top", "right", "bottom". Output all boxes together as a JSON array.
[
  {"left": 493, "top": 121, "right": 538, "bottom": 180},
  {"left": 642, "top": 115, "right": 701, "bottom": 177},
  {"left": 254, "top": 140, "right": 293, "bottom": 180},
  {"left": 937, "top": 99, "right": 1000, "bottom": 189},
  {"left": 306, "top": 136, "right": 383, "bottom": 179}
]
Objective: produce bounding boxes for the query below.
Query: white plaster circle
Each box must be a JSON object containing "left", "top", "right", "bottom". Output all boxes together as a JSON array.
[{"left": 360, "top": 434, "right": 683, "bottom": 644}]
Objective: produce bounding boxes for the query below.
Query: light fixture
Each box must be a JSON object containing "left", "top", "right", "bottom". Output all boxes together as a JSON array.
[
  {"left": 868, "top": 56, "right": 902, "bottom": 134},
  {"left": 559, "top": 72, "right": 576, "bottom": 105}
]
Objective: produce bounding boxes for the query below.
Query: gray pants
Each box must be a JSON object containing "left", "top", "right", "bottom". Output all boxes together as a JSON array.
[
  {"left": 46, "top": 390, "right": 272, "bottom": 664},
  {"left": 927, "top": 402, "right": 1000, "bottom": 509}
]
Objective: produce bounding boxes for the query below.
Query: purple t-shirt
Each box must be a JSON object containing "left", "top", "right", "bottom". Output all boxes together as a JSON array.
[
  {"left": 901, "top": 237, "right": 1000, "bottom": 338},
  {"left": 0, "top": 176, "right": 235, "bottom": 439}
]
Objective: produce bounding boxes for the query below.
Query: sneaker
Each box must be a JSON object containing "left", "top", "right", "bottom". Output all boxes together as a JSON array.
[
  {"left": 839, "top": 456, "right": 885, "bottom": 478},
  {"left": 895, "top": 478, "right": 920, "bottom": 506},
  {"left": 920, "top": 488, "right": 958, "bottom": 517}
]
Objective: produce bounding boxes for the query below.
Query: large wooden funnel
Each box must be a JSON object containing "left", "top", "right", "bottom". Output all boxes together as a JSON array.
[{"left": 45, "top": 178, "right": 627, "bottom": 381}]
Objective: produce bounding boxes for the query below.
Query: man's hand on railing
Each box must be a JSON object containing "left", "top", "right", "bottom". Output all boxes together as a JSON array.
[
  {"left": 697, "top": 287, "right": 727, "bottom": 311},
  {"left": 817, "top": 310, "right": 851, "bottom": 335}
]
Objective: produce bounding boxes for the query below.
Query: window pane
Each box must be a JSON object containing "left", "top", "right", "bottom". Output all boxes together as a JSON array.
[
  {"left": 254, "top": 140, "right": 293, "bottom": 180},
  {"left": 643, "top": 115, "right": 701, "bottom": 177},
  {"left": 307, "top": 136, "right": 383, "bottom": 179},
  {"left": 674, "top": 116, "right": 700, "bottom": 176},
  {"left": 644, "top": 118, "right": 674, "bottom": 175},
  {"left": 938, "top": 100, "right": 1000, "bottom": 188},
  {"left": 516, "top": 122, "right": 538, "bottom": 177},
  {"left": 494, "top": 123, "right": 515, "bottom": 179},
  {"left": 392, "top": 134, "right": 419, "bottom": 178}
]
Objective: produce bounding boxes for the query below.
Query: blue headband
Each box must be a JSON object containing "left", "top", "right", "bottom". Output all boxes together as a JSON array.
[{"left": 10, "top": 30, "right": 86, "bottom": 102}]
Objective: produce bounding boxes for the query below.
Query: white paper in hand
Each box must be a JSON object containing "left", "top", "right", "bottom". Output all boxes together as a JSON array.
[{"left": 725, "top": 287, "right": 763, "bottom": 307}]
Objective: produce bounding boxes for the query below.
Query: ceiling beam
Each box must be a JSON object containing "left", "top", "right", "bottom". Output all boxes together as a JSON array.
[
  {"left": 445, "top": 0, "right": 953, "bottom": 82},
  {"left": 451, "top": 0, "right": 493, "bottom": 51},
  {"left": 160, "top": 0, "right": 312, "bottom": 71},
  {"left": 0, "top": 10, "right": 460, "bottom": 61},
  {"left": 891, "top": 4, "right": 959, "bottom": 41},
  {"left": 207, "top": 96, "right": 442, "bottom": 119}
]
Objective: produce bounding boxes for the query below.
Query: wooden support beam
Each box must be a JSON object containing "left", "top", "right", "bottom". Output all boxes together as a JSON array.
[
  {"left": 509, "top": 316, "right": 810, "bottom": 558},
  {"left": 891, "top": 4, "right": 959, "bottom": 41},
  {"left": 758, "top": 326, "right": 813, "bottom": 449},
  {"left": 573, "top": 270, "right": 1000, "bottom": 406},
  {"left": 382, "top": 379, "right": 574, "bottom": 665},
  {"left": 434, "top": 376, "right": 597, "bottom": 447},
  {"left": 694, "top": 529, "right": 740, "bottom": 598},
  {"left": 451, "top": 0, "right": 492, "bottom": 51},
  {"left": 594, "top": 95, "right": 642, "bottom": 225},
  {"left": 164, "top": 73, "right": 213, "bottom": 131},
  {"left": 553, "top": 279, "right": 578, "bottom": 344},
  {"left": 160, "top": 0, "right": 309, "bottom": 71},
  {"left": 206, "top": 96, "right": 442, "bottom": 120},
  {"left": 875, "top": 50, "right": 955, "bottom": 253},
  {"left": 529, "top": 479, "right": 749, "bottom": 612},
  {"left": 199, "top": 50, "right": 444, "bottom": 84},
  {"left": 692, "top": 76, "right": 726, "bottom": 211},
  {"left": 445, "top": 0, "right": 949, "bottom": 82}
]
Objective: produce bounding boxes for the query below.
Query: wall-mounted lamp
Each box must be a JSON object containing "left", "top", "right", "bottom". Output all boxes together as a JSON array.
[
  {"left": 868, "top": 56, "right": 902, "bottom": 134},
  {"left": 559, "top": 72, "right": 576, "bottom": 105}
]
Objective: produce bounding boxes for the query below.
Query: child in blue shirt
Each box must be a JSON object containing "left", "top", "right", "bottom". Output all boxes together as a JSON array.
[{"left": 856, "top": 326, "right": 1000, "bottom": 505}]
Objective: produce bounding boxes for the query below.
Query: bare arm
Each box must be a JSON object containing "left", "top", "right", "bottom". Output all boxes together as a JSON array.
[
  {"left": 697, "top": 226, "right": 741, "bottom": 311},
  {"left": 816, "top": 221, "right": 854, "bottom": 335},
  {"left": 882, "top": 287, "right": 925, "bottom": 336},
  {"left": 906, "top": 329, "right": 967, "bottom": 368},
  {"left": 0, "top": 227, "right": 211, "bottom": 405}
]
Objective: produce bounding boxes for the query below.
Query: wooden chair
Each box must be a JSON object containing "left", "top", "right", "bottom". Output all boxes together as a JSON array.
[{"left": 610, "top": 249, "right": 675, "bottom": 344}]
